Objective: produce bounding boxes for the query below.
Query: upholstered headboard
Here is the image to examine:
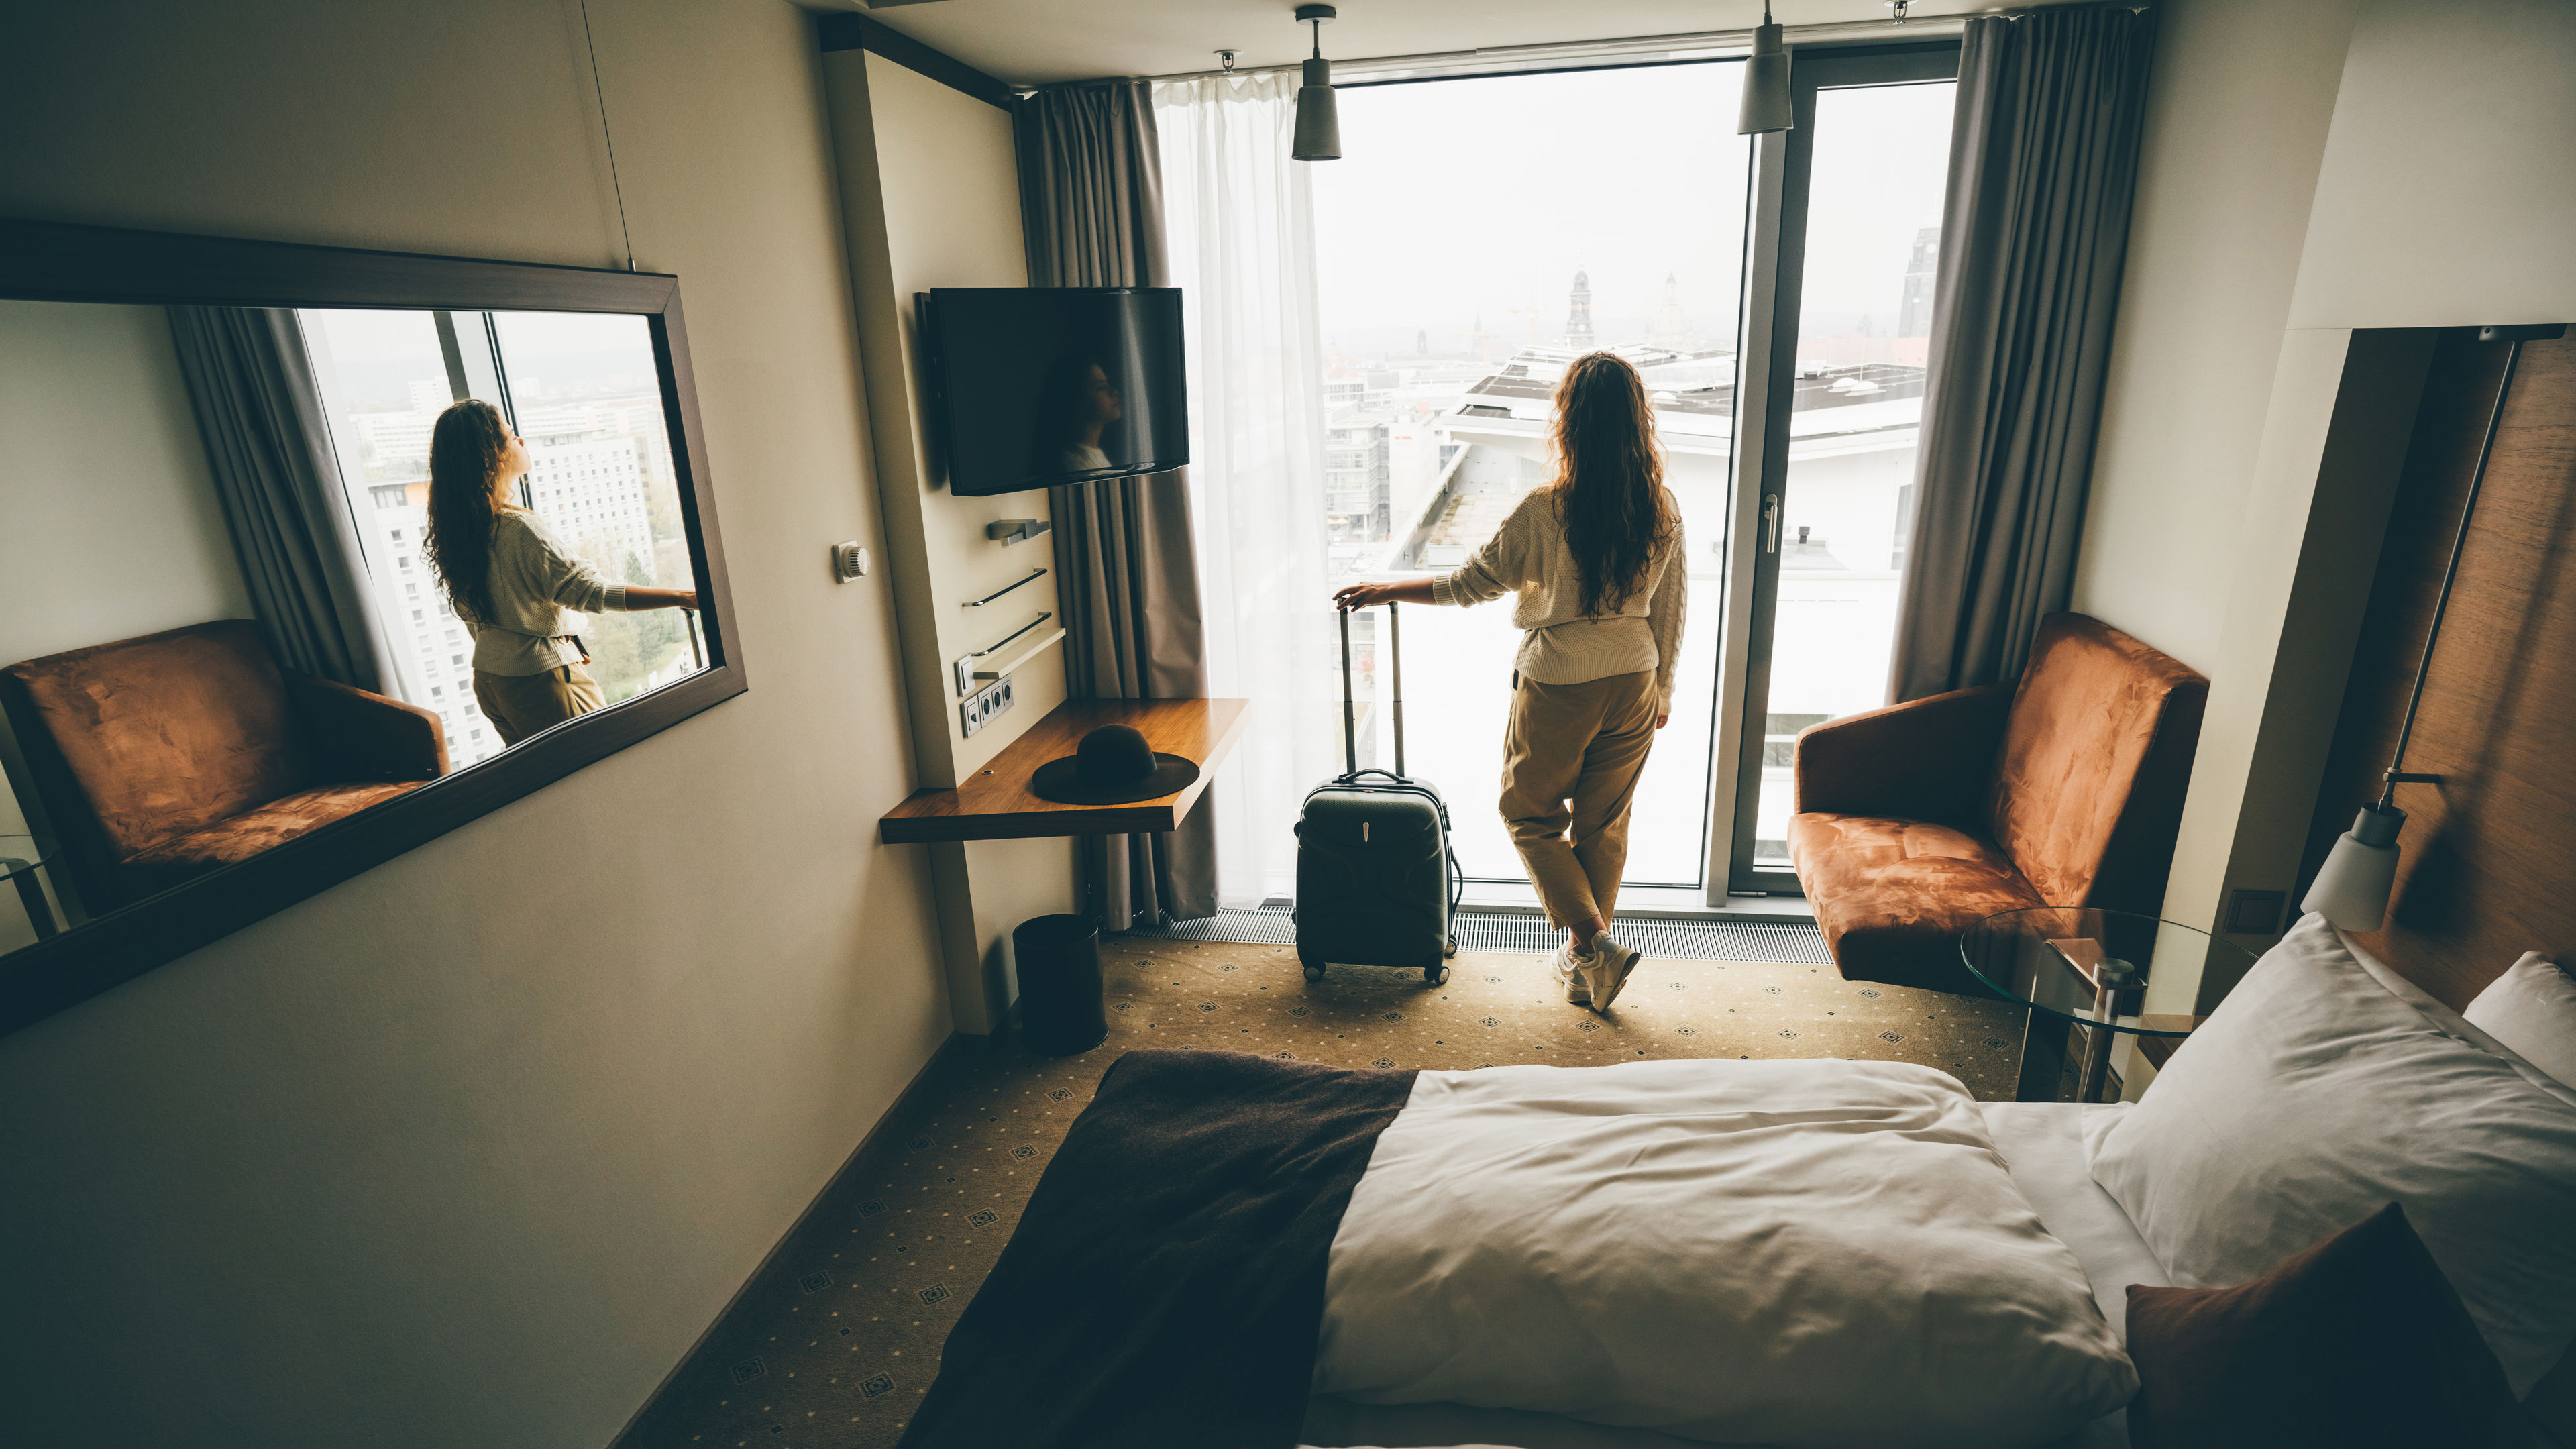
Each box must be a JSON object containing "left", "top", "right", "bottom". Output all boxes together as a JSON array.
[{"left": 2302, "top": 329, "right": 2575, "bottom": 1009}]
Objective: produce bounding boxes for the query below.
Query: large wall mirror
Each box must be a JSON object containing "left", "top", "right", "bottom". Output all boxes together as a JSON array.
[{"left": 0, "top": 219, "right": 745, "bottom": 1033}]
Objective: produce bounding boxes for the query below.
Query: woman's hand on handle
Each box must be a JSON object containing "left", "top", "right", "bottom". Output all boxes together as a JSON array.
[{"left": 1330, "top": 577, "right": 1438, "bottom": 610}]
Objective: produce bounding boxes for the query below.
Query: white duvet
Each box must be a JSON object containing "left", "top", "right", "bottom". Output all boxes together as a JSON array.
[{"left": 1314, "top": 1058, "right": 2137, "bottom": 1448}]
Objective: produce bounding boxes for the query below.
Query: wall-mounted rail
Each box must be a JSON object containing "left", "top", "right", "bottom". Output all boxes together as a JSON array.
[{"left": 961, "top": 568, "right": 1046, "bottom": 608}]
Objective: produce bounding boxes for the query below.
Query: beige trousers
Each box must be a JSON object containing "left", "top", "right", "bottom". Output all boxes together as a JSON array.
[
  {"left": 474, "top": 663, "right": 605, "bottom": 746},
  {"left": 1499, "top": 669, "right": 1660, "bottom": 929}
]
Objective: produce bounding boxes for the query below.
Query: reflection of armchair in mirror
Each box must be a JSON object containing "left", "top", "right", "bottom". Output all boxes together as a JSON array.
[
  {"left": 0, "top": 217, "right": 747, "bottom": 1035},
  {"left": 2, "top": 621, "right": 446, "bottom": 920}
]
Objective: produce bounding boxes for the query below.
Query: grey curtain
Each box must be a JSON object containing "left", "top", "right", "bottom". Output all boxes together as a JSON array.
[
  {"left": 1015, "top": 80, "right": 1218, "bottom": 927},
  {"left": 1886, "top": 5, "right": 2159, "bottom": 702},
  {"left": 167, "top": 307, "right": 399, "bottom": 694}
]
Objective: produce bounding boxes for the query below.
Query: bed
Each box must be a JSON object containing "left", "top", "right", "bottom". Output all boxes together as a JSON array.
[
  {"left": 1295, "top": 1096, "right": 2152, "bottom": 1449},
  {"left": 893, "top": 916, "right": 2576, "bottom": 1449}
]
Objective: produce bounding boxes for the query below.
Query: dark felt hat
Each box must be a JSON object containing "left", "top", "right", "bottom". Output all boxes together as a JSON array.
[{"left": 1029, "top": 724, "right": 1201, "bottom": 806}]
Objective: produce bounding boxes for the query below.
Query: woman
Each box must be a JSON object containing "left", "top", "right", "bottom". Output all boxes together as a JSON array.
[
  {"left": 1333, "top": 352, "right": 1683, "bottom": 1012},
  {"left": 1030, "top": 351, "right": 1122, "bottom": 477},
  {"left": 423, "top": 399, "right": 698, "bottom": 747}
]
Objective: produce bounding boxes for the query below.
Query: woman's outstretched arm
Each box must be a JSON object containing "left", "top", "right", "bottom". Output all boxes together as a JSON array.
[
  {"left": 623, "top": 586, "right": 700, "bottom": 611},
  {"left": 1330, "top": 576, "right": 1436, "bottom": 610}
]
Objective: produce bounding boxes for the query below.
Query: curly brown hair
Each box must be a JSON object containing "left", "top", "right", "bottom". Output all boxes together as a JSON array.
[
  {"left": 1548, "top": 352, "right": 1676, "bottom": 617},
  {"left": 422, "top": 399, "right": 514, "bottom": 626}
]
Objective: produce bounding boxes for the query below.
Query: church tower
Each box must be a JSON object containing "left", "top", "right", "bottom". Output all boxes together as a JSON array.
[
  {"left": 1565, "top": 268, "right": 1595, "bottom": 347},
  {"left": 1645, "top": 271, "right": 1696, "bottom": 352}
]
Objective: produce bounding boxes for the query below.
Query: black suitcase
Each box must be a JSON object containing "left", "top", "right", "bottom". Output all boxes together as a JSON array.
[{"left": 1293, "top": 602, "right": 1462, "bottom": 985}]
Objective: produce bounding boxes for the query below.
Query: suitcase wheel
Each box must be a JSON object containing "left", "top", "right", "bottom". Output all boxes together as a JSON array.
[
  {"left": 1424, "top": 963, "right": 1450, "bottom": 986},
  {"left": 1299, "top": 950, "right": 1327, "bottom": 984},
  {"left": 1444, "top": 934, "right": 1459, "bottom": 958}
]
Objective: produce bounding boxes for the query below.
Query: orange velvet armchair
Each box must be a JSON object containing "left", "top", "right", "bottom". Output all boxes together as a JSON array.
[
  {"left": 0, "top": 620, "right": 447, "bottom": 918},
  {"left": 1787, "top": 613, "right": 2207, "bottom": 996}
]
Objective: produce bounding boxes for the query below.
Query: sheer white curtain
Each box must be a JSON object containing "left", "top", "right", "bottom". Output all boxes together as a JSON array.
[{"left": 1153, "top": 74, "right": 1338, "bottom": 907}]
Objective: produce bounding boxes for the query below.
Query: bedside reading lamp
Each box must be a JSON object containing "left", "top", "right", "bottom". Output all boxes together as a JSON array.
[{"left": 2304, "top": 323, "right": 2566, "bottom": 930}]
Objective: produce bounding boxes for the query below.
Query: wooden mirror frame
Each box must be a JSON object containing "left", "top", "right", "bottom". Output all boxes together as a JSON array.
[{"left": 0, "top": 218, "right": 748, "bottom": 1034}]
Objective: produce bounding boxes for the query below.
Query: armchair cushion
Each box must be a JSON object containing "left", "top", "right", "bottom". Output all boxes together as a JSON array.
[
  {"left": 120, "top": 781, "right": 428, "bottom": 899},
  {"left": 1786, "top": 814, "right": 2047, "bottom": 993}
]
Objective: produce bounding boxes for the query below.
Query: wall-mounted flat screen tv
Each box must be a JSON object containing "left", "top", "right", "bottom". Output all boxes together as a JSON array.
[{"left": 922, "top": 286, "right": 1189, "bottom": 498}]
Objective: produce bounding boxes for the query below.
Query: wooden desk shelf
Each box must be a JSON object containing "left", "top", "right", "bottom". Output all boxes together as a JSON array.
[{"left": 879, "top": 698, "right": 1249, "bottom": 844}]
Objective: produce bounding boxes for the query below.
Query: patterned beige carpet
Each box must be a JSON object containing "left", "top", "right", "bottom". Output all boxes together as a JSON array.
[{"left": 616, "top": 938, "right": 2027, "bottom": 1449}]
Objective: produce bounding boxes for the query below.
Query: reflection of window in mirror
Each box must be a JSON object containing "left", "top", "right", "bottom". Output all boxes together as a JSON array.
[{"left": 301, "top": 308, "right": 705, "bottom": 769}]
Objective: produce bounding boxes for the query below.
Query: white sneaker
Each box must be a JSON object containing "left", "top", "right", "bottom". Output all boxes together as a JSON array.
[
  {"left": 1547, "top": 939, "right": 1591, "bottom": 1005},
  {"left": 1580, "top": 934, "right": 1642, "bottom": 1010}
]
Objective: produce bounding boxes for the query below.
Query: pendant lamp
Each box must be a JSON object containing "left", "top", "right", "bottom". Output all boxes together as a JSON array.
[
  {"left": 1737, "top": 2, "right": 1793, "bottom": 136},
  {"left": 2302, "top": 323, "right": 2566, "bottom": 930},
  {"left": 1292, "top": 5, "right": 1341, "bottom": 162}
]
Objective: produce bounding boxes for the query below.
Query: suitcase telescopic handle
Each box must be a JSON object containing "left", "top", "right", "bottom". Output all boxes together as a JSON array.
[
  {"left": 1337, "top": 604, "right": 1358, "bottom": 780},
  {"left": 1389, "top": 601, "right": 1405, "bottom": 780}
]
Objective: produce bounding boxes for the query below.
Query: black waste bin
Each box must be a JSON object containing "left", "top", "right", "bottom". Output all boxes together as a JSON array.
[{"left": 1014, "top": 913, "right": 1107, "bottom": 1055}]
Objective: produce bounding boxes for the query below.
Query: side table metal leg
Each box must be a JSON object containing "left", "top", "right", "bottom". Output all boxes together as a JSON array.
[
  {"left": 2076, "top": 1021, "right": 2114, "bottom": 1104},
  {"left": 2016, "top": 1006, "right": 2070, "bottom": 1102}
]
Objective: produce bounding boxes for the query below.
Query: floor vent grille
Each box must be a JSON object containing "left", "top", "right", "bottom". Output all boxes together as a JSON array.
[{"left": 1117, "top": 906, "right": 1830, "bottom": 964}]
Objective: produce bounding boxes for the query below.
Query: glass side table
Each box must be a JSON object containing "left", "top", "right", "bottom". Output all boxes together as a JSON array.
[
  {"left": 1962, "top": 907, "right": 2258, "bottom": 1103},
  {"left": 1, "top": 834, "right": 63, "bottom": 947}
]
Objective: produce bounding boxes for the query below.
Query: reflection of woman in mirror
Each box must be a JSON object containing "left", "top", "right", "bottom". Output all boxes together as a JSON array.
[
  {"left": 422, "top": 400, "right": 698, "bottom": 746},
  {"left": 1028, "top": 352, "right": 1121, "bottom": 478}
]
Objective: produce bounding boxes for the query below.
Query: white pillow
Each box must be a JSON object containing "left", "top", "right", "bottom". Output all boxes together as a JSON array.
[
  {"left": 2087, "top": 913, "right": 2576, "bottom": 1397},
  {"left": 1319, "top": 1057, "right": 2137, "bottom": 1448},
  {"left": 2467, "top": 953, "right": 2576, "bottom": 1090}
]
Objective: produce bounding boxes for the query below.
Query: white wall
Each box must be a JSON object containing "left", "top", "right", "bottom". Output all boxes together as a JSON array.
[
  {"left": 2069, "top": 0, "right": 2361, "bottom": 672},
  {"left": 822, "top": 48, "right": 1077, "bottom": 1034},
  {"left": 2076, "top": 0, "right": 2576, "bottom": 1019},
  {"left": 0, "top": 3, "right": 951, "bottom": 1445},
  {"left": 0, "top": 300, "right": 252, "bottom": 849},
  {"left": 2289, "top": 0, "right": 2576, "bottom": 331}
]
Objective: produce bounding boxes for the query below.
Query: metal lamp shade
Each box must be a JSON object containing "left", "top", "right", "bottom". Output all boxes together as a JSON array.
[
  {"left": 2301, "top": 803, "right": 2406, "bottom": 932},
  {"left": 1737, "top": 22, "right": 1793, "bottom": 135},
  {"left": 1293, "top": 56, "right": 1341, "bottom": 160}
]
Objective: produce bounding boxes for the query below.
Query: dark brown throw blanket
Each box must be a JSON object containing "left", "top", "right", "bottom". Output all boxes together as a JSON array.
[{"left": 895, "top": 1049, "right": 1419, "bottom": 1449}]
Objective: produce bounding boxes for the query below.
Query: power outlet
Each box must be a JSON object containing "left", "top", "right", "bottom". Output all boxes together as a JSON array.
[{"left": 959, "top": 672, "right": 1014, "bottom": 737}]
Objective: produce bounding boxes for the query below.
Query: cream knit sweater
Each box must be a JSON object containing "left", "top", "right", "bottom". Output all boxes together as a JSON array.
[
  {"left": 467, "top": 510, "right": 629, "bottom": 677},
  {"left": 1430, "top": 487, "right": 1687, "bottom": 708}
]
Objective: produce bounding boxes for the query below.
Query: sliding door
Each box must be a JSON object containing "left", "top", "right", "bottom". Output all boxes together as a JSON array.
[{"left": 1723, "top": 44, "right": 1958, "bottom": 896}]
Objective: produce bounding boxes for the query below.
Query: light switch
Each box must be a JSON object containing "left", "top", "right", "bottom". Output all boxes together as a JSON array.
[{"left": 831, "top": 541, "right": 870, "bottom": 582}]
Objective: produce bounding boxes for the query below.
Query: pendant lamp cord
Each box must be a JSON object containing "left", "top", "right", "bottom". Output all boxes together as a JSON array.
[{"left": 2379, "top": 338, "right": 2525, "bottom": 808}]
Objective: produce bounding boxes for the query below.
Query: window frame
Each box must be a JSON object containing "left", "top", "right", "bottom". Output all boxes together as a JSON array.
[
  {"left": 1721, "top": 40, "right": 1961, "bottom": 898},
  {"left": 0, "top": 217, "right": 748, "bottom": 1035}
]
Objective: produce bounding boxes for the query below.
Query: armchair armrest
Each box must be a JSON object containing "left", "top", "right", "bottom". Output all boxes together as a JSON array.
[
  {"left": 288, "top": 675, "right": 449, "bottom": 782},
  {"left": 1792, "top": 683, "right": 2011, "bottom": 829}
]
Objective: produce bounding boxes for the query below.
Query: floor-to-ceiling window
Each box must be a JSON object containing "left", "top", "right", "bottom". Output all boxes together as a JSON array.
[
  {"left": 1292, "top": 39, "right": 1957, "bottom": 909},
  {"left": 1309, "top": 60, "right": 1752, "bottom": 895}
]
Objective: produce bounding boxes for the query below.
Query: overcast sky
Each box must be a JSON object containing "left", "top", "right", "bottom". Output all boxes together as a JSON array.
[{"left": 1311, "top": 62, "right": 1951, "bottom": 356}]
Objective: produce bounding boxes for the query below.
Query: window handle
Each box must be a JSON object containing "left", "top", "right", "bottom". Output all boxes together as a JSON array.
[{"left": 1762, "top": 494, "right": 1782, "bottom": 554}]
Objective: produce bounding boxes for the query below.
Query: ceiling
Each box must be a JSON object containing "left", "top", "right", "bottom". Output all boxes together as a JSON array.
[{"left": 806, "top": 0, "right": 2016, "bottom": 88}]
